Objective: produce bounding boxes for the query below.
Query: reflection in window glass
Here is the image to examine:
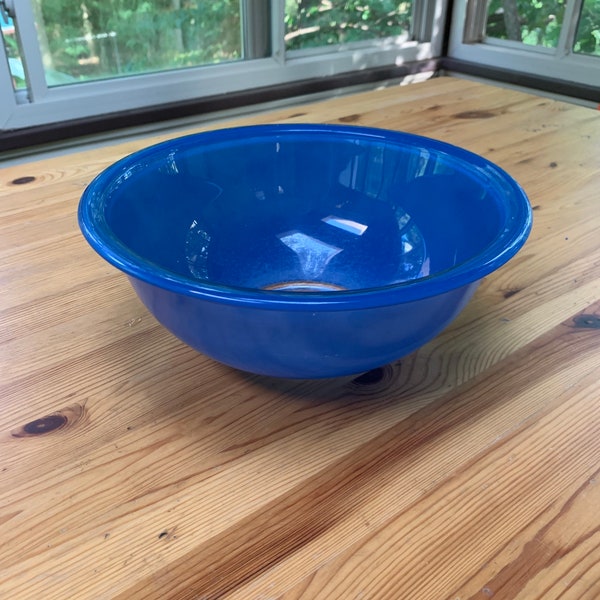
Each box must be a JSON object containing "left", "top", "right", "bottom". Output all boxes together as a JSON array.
[
  {"left": 574, "top": 0, "right": 600, "bottom": 55},
  {"left": 285, "top": 0, "right": 413, "bottom": 51},
  {"left": 31, "top": 0, "right": 242, "bottom": 86},
  {"left": 485, "top": 0, "right": 565, "bottom": 48},
  {"left": 1, "top": 11, "right": 27, "bottom": 90}
]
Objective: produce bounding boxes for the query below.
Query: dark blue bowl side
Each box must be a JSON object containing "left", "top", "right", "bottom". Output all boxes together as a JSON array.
[{"left": 129, "top": 275, "right": 480, "bottom": 378}]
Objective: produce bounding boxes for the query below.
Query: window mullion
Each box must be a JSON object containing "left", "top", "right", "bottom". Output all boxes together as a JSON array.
[
  {"left": 271, "top": 0, "right": 286, "bottom": 64},
  {"left": 462, "top": 0, "right": 488, "bottom": 44},
  {"left": 241, "top": 0, "right": 272, "bottom": 59},
  {"left": 9, "top": 0, "right": 48, "bottom": 102},
  {"left": 411, "top": 0, "right": 438, "bottom": 42},
  {"left": 556, "top": 0, "right": 585, "bottom": 58}
]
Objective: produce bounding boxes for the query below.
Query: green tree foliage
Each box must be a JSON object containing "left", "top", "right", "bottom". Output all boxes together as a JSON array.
[
  {"left": 15, "top": 0, "right": 600, "bottom": 83},
  {"left": 284, "top": 0, "right": 413, "bottom": 50},
  {"left": 486, "top": 0, "right": 600, "bottom": 55},
  {"left": 574, "top": 0, "right": 600, "bottom": 55},
  {"left": 34, "top": 0, "right": 417, "bottom": 80},
  {"left": 35, "top": 0, "right": 241, "bottom": 79},
  {"left": 486, "top": 0, "right": 565, "bottom": 47}
]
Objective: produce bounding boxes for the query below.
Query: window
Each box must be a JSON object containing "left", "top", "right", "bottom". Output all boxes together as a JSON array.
[
  {"left": 28, "top": 0, "right": 243, "bottom": 84},
  {"left": 485, "top": 0, "right": 567, "bottom": 49},
  {"left": 285, "top": 0, "right": 414, "bottom": 50},
  {"left": 448, "top": 0, "right": 600, "bottom": 92},
  {"left": 0, "top": 0, "right": 447, "bottom": 132}
]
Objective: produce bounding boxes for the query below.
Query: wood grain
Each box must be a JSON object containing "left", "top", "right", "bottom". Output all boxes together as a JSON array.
[{"left": 1, "top": 77, "right": 599, "bottom": 599}]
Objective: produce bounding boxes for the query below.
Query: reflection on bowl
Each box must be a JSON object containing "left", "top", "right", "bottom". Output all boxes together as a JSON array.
[{"left": 79, "top": 124, "right": 532, "bottom": 378}]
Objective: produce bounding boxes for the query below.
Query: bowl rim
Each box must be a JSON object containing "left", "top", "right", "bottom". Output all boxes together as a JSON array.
[{"left": 78, "top": 123, "right": 533, "bottom": 310}]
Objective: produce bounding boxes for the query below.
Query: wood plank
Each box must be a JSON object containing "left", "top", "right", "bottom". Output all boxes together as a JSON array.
[{"left": 1, "top": 77, "right": 599, "bottom": 600}]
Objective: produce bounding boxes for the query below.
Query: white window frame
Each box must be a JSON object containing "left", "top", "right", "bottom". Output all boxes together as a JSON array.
[
  {"left": 447, "top": 0, "right": 600, "bottom": 90},
  {"left": 0, "top": 0, "right": 448, "bottom": 131}
]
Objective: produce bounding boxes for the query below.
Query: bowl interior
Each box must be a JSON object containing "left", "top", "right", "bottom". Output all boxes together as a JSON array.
[{"left": 91, "top": 126, "right": 523, "bottom": 294}]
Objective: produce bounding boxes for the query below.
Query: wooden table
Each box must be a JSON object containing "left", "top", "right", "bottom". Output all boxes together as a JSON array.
[{"left": 1, "top": 77, "right": 599, "bottom": 600}]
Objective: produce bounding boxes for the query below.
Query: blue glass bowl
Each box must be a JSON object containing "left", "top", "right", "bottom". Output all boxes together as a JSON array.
[{"left": 79, "top": 124, "right": 532, "bottom": 378}]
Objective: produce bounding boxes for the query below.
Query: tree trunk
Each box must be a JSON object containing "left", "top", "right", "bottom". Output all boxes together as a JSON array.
[
  {"left": 171, "top": 0, "right": 184, "bottom": 54},
  {"left": 502, "top": 0, "right": 521, "bottom": 41}
]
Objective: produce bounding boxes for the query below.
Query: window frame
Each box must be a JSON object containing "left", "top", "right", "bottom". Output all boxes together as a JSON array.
[
  {"left": 447, "top": 0, "right": 600, "bottom": 93},
  {"left": 0, "top": 0, "right": 448, "bottom": 132}
]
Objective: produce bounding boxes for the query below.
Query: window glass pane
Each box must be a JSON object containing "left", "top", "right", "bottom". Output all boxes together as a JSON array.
[
  {"left": 485, "top": 0, "right": 565, "bottom": 48},
  {"left": 31, "top": 0, "right": 242, "bottom": 86},
  {"left": 574, "top": 0, "right": 600, "bottom": 55},
  {"left": 1, "top": 10, "right": 27, "bottom": 89},
  {"left": 284, "top": 0, "right": 413, "bottom": 51}
]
